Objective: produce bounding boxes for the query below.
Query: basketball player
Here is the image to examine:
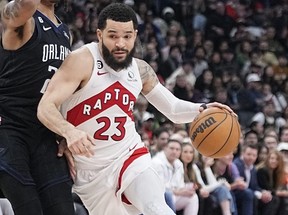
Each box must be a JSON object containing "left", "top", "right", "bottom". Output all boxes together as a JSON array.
[
  {"left": 37, "top": 3, "right": 234, "bottom": 215},
  {"left": 0, "top": 1, "right": 75, "bottom": 215}
]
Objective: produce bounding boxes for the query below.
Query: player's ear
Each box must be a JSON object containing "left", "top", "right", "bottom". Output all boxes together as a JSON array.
[
  {"left": 134, "top": 29, "right": 138, "bottom": 38},
  {"left": 96, "top": 29, "right": 102, "bottom": 41}
]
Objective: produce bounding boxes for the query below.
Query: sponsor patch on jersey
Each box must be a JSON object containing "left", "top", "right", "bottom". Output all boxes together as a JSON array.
[{"left": 127, "top": 70, "right": 137, "bottom": 82}]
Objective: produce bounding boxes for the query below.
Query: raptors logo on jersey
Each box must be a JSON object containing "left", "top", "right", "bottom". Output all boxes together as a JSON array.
[{"left": 66, "top": 81, "right": 136, "bottom": 126}]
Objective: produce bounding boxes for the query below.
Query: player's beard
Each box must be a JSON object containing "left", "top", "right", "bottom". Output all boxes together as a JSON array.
[
  {"left": 102, "top": 42, "right": 135, "bottom": 71},
  {"left": 41, "top": 0, "right": 60, "bottom": 4}
]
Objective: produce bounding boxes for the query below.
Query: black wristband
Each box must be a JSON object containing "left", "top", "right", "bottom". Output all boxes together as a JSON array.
[{"left": 200, "top": 103, "right": 207, "bottom": 109}]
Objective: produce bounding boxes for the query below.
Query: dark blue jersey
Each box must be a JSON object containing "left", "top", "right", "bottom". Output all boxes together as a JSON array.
[{"left": 0, "top": 10, "right": 71, "bottom": 129}]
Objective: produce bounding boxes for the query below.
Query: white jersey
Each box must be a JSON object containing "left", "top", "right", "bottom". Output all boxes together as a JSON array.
[
  {"left": 61, "top": 43, "right": 151, "bottom": 214},
  {"left": 61, "top": 42, "right": 144, "bottom": 169}
]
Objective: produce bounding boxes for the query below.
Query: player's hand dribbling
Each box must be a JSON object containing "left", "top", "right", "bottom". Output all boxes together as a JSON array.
[
  {"left": 199, "top": 102, "right": 237, "bottom": 117},
  {"left": 64, "top": 128, "right": 95, "bottom": 157}
]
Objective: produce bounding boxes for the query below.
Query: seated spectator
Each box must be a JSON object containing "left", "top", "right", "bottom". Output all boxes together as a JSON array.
[
  {"left": 262, "top": 134, "right": 279, "bottom": 152},
  {"left": 194, "top": 154, "right": 235, "bottom": 215},
  {"left": 133, "top": 94, "right": 155, "bottom": 134},
  {"left": 234, "top": 144, "right": 273, "bottom": 215},
  {"left": 237, "top": 73, "right": 264, "bottom": 127},
  {"left": 152, "top": 139, "right": 199, "bottom": 214},
  {"left": 251, "top": 100, "right": 285, "bottom": 133},
  {"left": 256, "top": 150, "right": 287, "bottom": 215},
  {"left": 172, "top": 74, "right": 193, "bottom": 101},
  {"left": 243, "top": 129, "right": 259, "bottom": 146},
  {"left": 194, "top": 69, "right": 214, "bottom": 103},
  {"left": 277, "top": 142, "right": 288, "bottom": 214},
  {"left": 249, "top": 121, "right": 265, "bottom": 141},
  {"left": 165, "top": 60, "right": 196, "bottom": 92},
  {"left": 149, "top": 127, "right": 170, "bottom": 157},
  {"left": 255, "top": 144, "right": 269, "bottom": 168},
  {"left": 279, "top": 126, "right": 288, "bottom": 143},
  {"left": 159, "top": 45, "right": 182, "bottom": 81},
  {"left": 212, "top": 153, "right": 254, "bottom": 215}
]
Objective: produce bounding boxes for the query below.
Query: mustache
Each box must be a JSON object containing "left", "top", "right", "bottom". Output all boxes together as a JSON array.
[{"left": 112, "top": 48, "right": 128, "bottom": 52}]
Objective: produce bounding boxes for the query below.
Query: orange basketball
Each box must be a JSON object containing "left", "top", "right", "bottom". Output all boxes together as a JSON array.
[{"left": 189, "top": 107, "right": 241, "bottom": 158}]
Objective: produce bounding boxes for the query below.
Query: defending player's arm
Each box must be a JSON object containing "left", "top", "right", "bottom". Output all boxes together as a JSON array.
[
  {"left": 137, "top": 59, "right": 233, "bottom": 123},
  {"left": 37, "top": 47, "right": 95, "bottom": 157},
  {"left": 1, "top": 0, "right": 39, "bottom": 28},
  {"left": 1, "top": 0, "right": 40, "bottom": 50}
]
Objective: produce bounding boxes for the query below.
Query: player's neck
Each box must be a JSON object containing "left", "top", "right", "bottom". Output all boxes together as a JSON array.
[{"left": 38, "top": 4, "right": 58, "bottom": 25}]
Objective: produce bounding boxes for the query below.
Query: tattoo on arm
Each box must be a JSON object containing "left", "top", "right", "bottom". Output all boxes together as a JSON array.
[
  {"left": 3, "top": 3, "right": 21, "bottom": 20},
  {"left": 139, "top": 60, "right": 159, "bottom": 93},
  {"left": 140, "top": 62, "right": 156, "bottom": 80}
]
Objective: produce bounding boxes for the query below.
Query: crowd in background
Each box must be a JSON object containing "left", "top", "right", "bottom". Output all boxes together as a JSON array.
[{"left": 1, "top": 0, "right": 288, "bottom": 214}]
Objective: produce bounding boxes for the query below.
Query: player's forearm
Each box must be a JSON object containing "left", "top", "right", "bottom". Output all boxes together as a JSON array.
[
  {"left": 145, "top": 83, "right": 201, "bottom": 124},
  {"left": 37, "top": 102, "right": 75, "bottom": 138}
]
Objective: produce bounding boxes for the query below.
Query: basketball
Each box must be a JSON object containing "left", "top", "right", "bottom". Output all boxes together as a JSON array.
[{"left": 189, "top": 107, "right": 241, "bottom": 158}]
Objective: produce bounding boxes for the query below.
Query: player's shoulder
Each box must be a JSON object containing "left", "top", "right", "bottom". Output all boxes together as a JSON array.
[
  {"left": 70, "top": 45, "right": 92, "bottom": 57},
  {"left": 135, "top": 58, "right": 149, "bottom": 67},
  {"left": 134, "top": 58, "right": 152, "bottom": 73},
  {"left": 63, "top": 45, "right": 93, "bottom": 70}
]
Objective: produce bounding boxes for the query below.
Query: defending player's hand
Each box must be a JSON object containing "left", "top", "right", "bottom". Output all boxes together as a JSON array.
[
  {"left": 57, "top": 139, "right": 76, "bottom": 181},
  {"left": 65, "top": 128, "right": 95, "bottom": 157}
]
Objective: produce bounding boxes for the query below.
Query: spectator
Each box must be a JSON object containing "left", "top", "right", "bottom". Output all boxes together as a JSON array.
[
  {"left": 273, "top": 54, "right": 288, "bottom": 84},
  {"left": 234, "top": 144, "right": 273, "bottom": 215},
  {"left": 258, "top": 40, "right": 279, "bottom": 66},
  {"left": 278, "top": 106, "right": 288, "bottom": 130},
  {"left": 152, "top": 139, "right": 199, "bottom": 214},
  {"left": 159, "top": 45, "right": 182, "bottom": 81},
  {"left": 194, "top": 69, "right": 215, "bottom": 103},
  {"left": 172, "top": 74, "right": 193, "bottom": 101},
  {"left": 133, "top": 94, "right": 155, "bottom": 133},
  {"left": 195, "top": 154, "right": 235, "bottom": 215},
  {"left": 165, "top": 60, "right": 196, "bottom": 92},
  {"left": 237, "top": 73, "right": 264, "bottom": 127},
  {"left": 235, "top": 40, "right": 253, "bottom": 72},
  {"left": 205, "top": 0, "right": 235, "bottom": 48},
  {"left": 279, "top": 126, "right": 288, "bottom": 143},
  {"left": 212, "top": 153, "right": 254, "bottom": 215},
  {"left": 248, "top": 121, "right": 265, "bottom": 140},
  {"left": 256, "top": 150, "right": 286, "bottom": 215},
  {"left": 263, "top": 83, "right": 286, "bottom": 113},
  {"left": 251, "top": 101, "right": 285, "bottom": 132},
  {"left": 276, "top": 142, "right": 288, "bottom": 214},
  {"left": 262, "top": 135, "right": 279, "bottom": 152},
  {"left": 150, "top": 127, "right": 170, "bottom": 157},
  {"left": 143, "top": 42, "right": 162, "bottom": 66},
  {"left": 243, "top": 130, "right": 259, "bottom": 146},
  {"left": 226, "top": 74, "right": 243, "bottom": 114},
  {"left": 192, "top": 46, "right": 209, "bottom": 78},
  {"left": 255, "top": 144, "right": 269, "bottom": 169},
  {"left": 265, "top": 25, "right": 284, "bottom": 55}
]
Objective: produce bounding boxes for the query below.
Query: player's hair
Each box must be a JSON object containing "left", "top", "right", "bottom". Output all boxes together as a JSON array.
[{"left": 97, "top": 3, "right": 138, "bottom": 30}]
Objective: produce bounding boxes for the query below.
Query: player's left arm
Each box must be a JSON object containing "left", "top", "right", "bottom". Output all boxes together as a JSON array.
[{"left": 136, "top": 59, "right": 234, "bottom": 123}]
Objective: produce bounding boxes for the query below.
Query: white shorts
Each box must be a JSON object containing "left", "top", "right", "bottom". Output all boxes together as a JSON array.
[{"left": 73, "top": 147, "right": 151, "bottom": 215}]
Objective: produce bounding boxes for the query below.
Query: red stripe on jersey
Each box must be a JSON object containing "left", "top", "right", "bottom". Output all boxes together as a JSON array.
[
  {"left": 117, "top": 147, "right": 149, "bottom": 205},
  {"left": 67, "top": 81, "right": 136, "bottom": 126}
]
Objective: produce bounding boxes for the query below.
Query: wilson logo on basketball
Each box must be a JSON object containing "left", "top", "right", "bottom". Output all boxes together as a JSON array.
[{"left": 191, "top": 117, "right": 217, "bottom": 141}]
